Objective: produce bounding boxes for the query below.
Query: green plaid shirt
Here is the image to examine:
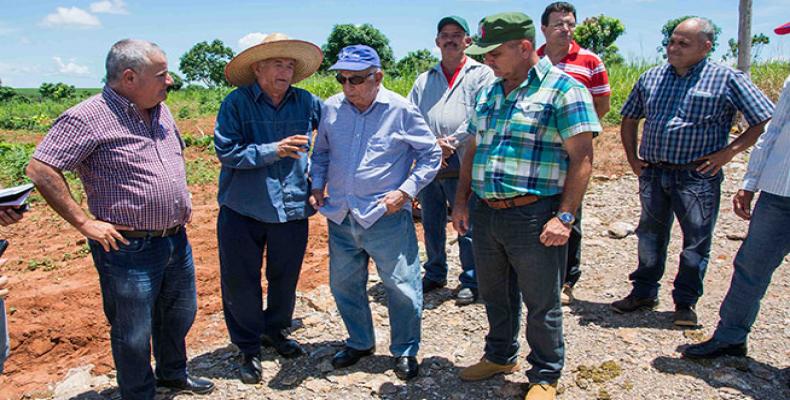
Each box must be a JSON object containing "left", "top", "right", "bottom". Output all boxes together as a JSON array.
[{"left": 468, "top": 57, "right": 601, "bottom": 199}]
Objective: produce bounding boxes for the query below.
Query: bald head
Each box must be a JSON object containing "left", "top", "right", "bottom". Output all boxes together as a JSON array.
[
  {"left": 667, "top": 17, "right": 713, "bottom": 74},
  {"left": 674, "top": 17, "right": 715, "bottom": 45}
]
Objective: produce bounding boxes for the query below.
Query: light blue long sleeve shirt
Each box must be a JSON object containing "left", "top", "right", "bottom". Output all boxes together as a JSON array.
[
  {"left": 742, "top": 75, "right": 789, "bottom": 197},
  {"left": 311, "top": 87, "right": 442, "bottom": 229}
]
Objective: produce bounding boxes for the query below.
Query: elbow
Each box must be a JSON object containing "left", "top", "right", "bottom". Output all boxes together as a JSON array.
[{"left": 26, "top": 159, "right": 43, "bottom": 185}]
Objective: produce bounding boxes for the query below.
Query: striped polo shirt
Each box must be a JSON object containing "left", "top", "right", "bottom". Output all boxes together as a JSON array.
[{"left": 537, "top": 40, "right": 611, "bottom": 97}]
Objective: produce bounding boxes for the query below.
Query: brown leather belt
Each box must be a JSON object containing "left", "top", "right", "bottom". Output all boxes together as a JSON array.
[
  {"left": 122, "top": 225, "right": 183, "bottom": 238},
  {"left": 482, "top": 194, "right": 539, "bottom": 209},
  {"left": 649, "top": 161, "right": 704, "bottom": 171}
]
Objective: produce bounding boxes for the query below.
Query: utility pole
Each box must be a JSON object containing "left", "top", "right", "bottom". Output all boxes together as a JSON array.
[{"left": 737, "top": 0, "right": 752, "bottom": 75}]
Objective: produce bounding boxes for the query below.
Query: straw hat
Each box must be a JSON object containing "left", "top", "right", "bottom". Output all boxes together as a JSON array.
[{"left": 224, "top": 33, "right": 323, "bottom": 86}]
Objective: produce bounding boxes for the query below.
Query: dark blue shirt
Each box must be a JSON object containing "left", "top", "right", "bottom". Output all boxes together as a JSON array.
[
  {"left": 214, "top": 83, "right": 322, "bottom": 223},
  {"left": 621, "top": 59, "right": 774, "bottom": 164}
]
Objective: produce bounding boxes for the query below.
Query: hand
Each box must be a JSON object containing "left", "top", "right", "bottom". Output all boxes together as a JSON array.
[
  {"left": 451, "top": 202, "right": 470, "bottom": 235},
  {"left": 437, "top": 137, "right": 457, "bottom": 159},
  {"left": 379, "top": 190, "right": 409, "bottom": 215},
  {"left": 0, "top": 274, "right": 7, "bottom": 300},
  {"left": 627, "top": 157, "right": 648, "bottom": 177},
  {"left": 0, "top": 206, "right": 24, "bottom": 226},
  {"left": 539, "top": 217, "right": 572, "bottom": 246},
  {"left": 695, "top": 148, "right": 735, "bottom": 176},
  {"left": 732, "top": 189, "right": 755, "bottom": 220},
  {"left": 309, "top": 189, "right": 325, "bottom": 210},
  {"left": 77, "top": 220, "right": 132, "bottom": 252},
  {"left": 276, "top": 135, "right": 310, "bottom": 159}
]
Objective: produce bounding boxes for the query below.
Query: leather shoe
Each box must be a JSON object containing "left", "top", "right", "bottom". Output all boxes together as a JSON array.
[
  {"left": 239, "top": 353, "right": 262, "bottom": 384},
  {"left": 456, "top": 287, "right": 478, "bottom": 305},
  {"left": 610, "top": 294, "right": 658, "bottom": 313},
  {"left": 394, "top": 356, "right": 419, "bottom": 380},
  {"left": 331, "top": 346, "right": 375, "bottom": 369},
  {"left": 156, "top": 375, "right": 215, "bottom": 395},
  {"left": 422, "top": 277, "right": 446, "bottom": 293},
  {"left": 261, "top": 331, "right": 305, "bottom": 358},
  {"left": 682, "top": 338, "right": 747, "bottom": 359}
]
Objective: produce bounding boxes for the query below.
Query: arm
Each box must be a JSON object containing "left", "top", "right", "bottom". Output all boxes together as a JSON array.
[
  {"left": 621, "top": 117, "right": 648, "bottom": 176},
  {"left": 593, "top": 95, "right": 611, "bottom": 119},
  {"left": 452, "top": 137, "right": 476, "bottom": 235},
  {"left": 26, "top": 159, "right": 130, "bottom": 251},
  {"left": 309, "top": 104, "right": 330, "bottom": 209},
  {"left": 695, "top": 119, "right": 769, "bottom": 175}
]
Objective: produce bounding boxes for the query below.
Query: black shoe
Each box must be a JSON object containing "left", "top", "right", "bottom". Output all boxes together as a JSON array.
[
  {"left": 422, "top": 277, "right": 446, "bottom": 293},
  {"left": 683, "top": 338, "right": 747, "bottom": 359},
  {"left": 456, "top": 287, "right": 478, "bottom": 305},
  {"left": 611, "top": 294, "right": 659, "bottom": 313},
  {"left": 394, "top": 356, "right": 419, "bottom": 380},
  {"left": 674, "top": 304, "right": 698, "bottom": 327},
  {"left": 239, "top": 353, "right": 262, "bottom": 384},
  {"left": 156, "top": 375, "right": 215, "bottom": 395},
  {"left": 261, "top": 331, "right": 305, "bottom": 358},
  {"left": 331, "top": 346, "right": 375, "bottom": 369}
]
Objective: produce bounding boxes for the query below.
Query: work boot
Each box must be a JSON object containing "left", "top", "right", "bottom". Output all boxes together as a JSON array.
[
  {"left": 525, "top": 383, "right": 557, "bottom": 400},
  {"left": 459, "top": 357, "right": 519, "bottom": 381},
  {"left": 611, "top": 294, "right": 658, "bottom": 313},
  {"left": 560, "top": 284, "right": 573, "bottom": 306},
  {"left": 673, "top": 304, "right": 698, "bottom": 327}
]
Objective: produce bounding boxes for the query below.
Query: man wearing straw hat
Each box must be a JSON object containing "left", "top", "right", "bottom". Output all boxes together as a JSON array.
[
  {"left": 310, "top": 45, "right": 441, "bottom": 380},
  {"left": 215, "top": 33, "right": 323, "bottom": 384}
]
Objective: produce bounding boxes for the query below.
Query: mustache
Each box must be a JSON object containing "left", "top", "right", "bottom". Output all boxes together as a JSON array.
[{"left": 442, "top": 42, "right": 459, "bottom": 49}]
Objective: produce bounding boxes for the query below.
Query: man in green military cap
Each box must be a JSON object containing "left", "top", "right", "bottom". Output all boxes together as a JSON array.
[{"left": 451, "top": 11, "right": 601, "bottom": 400}]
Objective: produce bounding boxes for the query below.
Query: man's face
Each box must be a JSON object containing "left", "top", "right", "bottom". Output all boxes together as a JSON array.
[
  {"left": 254, "top": 57, "right": 295, "bottom": 94},
  {"left": 667, "top": 21, "right": 711, "bottom": 70},
  {"left": 132, "top": 52, "right": 172, "bottom": 108},
  {"left": 484, "top": 40, "right": 527, "bottom": 79},
  {"left": 338, "top": 68, "right": 381, "bottom": 110},
  {"left": 541, "top": 11, "right": 576, "bottom": 47},
  {"left": 436, "top": 23, "right": 471, "bottom": 60}
]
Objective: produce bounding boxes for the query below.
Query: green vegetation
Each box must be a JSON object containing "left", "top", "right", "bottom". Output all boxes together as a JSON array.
[{"left": 574, "top": 15, "right": 626, "bottom": 65}]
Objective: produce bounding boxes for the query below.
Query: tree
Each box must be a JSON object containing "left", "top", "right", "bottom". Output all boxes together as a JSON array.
[
  {"left": 573, "top": 15, "right": 625, "bottom": 65},
  {"left": 179, "top": 39, "right": 234, "bottom": 88},
  {"left": 722, "top": 34, "right": 769, "bottom": 63},
  {"left": 168, "top": 71, "right": 184, "bottom": 92},
  {"left": 0, "top": 85, "right": 16, "bottom": 102},
  {"left": 321, "top": 24, "right": 395, "bottom": 71},
  {"left": 393, "top": 49, "right": 438, "bottom": 77},
  {"left": 658, "top": 16, "right": 721, "bottom": 59},
  {"left": 39, "top": 82, "right": 76, "bottom": 100}
]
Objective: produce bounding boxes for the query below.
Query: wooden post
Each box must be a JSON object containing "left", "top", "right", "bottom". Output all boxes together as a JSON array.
[{"left": 737, "top": 0, "right": 752, "bottom": 75}]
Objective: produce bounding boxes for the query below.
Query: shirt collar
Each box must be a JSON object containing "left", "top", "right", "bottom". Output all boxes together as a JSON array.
[
  {"left": 487, "top": 57, "right": 552, "bottom": 104},
  {"left": 670, "top": 57, "right": 708, "bottom": 78},
  {"left": 102, "top": 85, "right": 160, "bottom": 117},
  {"left": 536, "top": 40, "right": 580, "bottom": 58},
  {"left": 249, "top": 82, "right": 295, "bottom": 106},
  {"left": 341, "top": 85, "right": 390, "bottom": 113}
]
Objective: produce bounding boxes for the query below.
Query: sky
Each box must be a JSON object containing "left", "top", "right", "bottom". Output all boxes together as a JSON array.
[{"left": 0, "top": 0, "right": 787, "bottom": 88}]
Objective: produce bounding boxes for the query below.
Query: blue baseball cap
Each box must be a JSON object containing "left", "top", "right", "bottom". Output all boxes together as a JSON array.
[{"left": 329, "top": 45, "right": 381, "bottom": 71}]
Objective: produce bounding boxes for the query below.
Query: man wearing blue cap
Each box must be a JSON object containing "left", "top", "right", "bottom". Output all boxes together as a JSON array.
[
  {"left": 408, "top": 16, "right": 494, "bottom": 305},
  {"left": 310, "top": 45, "right": 442, "bottom": 380}
]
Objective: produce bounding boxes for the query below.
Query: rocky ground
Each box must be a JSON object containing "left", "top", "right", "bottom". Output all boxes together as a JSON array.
[{"left": 44, "top": 154, "right": 789, "bottom": 400}]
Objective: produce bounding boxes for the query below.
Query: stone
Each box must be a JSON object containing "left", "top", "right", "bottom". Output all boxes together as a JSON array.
[
  {"left": 608, "top": 222, "right": 635, "bottom": 239},
  {"left": 53, "top": 365, "right": 95, "bottom": 400}
]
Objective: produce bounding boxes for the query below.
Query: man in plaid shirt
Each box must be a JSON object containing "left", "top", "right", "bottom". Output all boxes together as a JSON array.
[
  {"left": 452, "top": 12, "right": 600, "bottom": 400},
  {"left": 612, "top": 17, "right": 774, "bottom": 327},
  {"left": 26, "top": 40, "right": 213, "bottom": 399}
]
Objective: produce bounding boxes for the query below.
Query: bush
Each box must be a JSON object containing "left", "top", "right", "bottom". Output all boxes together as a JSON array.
[
  {"left": 0, "top": 86, "right": 17, "bottom": 102},
  {"left": 39, "top": 82, "right": 76, "bottom": 100}
]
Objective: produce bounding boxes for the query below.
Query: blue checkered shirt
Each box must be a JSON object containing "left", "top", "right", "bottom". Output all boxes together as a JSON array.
[{"left": 621, "top": 59, "right": 774, "bottom": 164}]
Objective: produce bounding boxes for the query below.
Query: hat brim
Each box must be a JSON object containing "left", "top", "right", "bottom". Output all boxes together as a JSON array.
[
  {"left": 465, "top": 41, "right": 505, "bottom": 56},
  {"left": 328, "top": 60, "right": 379, "bottom": 71},
  {"left": 775, "top": 22, "right": 790, "bottom": 35},
  {"left": 224, "top": 39, "right": 323, "bottom": 86}
]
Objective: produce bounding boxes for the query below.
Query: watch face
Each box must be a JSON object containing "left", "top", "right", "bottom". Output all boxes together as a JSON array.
[{"left": 559, "top": 212, "right": 573, "bottom": 224}]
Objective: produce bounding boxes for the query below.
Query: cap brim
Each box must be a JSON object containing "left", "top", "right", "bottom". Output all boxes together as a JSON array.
[
  {"left": 224, "top": 39, "right": 323, "bottom": 86},
  {"left": 775, "top": 22, "right": 790, "bottom": 35},
  {"left": 465, "top": 41, "right": 504, "bottom": 56},
  {"left": 328, "top": 60, "right": 377, "bottom": 71}
]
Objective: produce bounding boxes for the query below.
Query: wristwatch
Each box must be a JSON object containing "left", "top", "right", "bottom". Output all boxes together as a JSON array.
[{"left": 557, "top": 211, "right": 575, "bottom": 226}]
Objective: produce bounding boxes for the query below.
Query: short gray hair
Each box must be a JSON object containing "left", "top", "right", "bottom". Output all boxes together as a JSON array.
[
  {"left": 683, "top": 17, "right": 715, "bottom": 44},
  {"left": 105, "top": 39, "right": 165, "bottom": 84}
]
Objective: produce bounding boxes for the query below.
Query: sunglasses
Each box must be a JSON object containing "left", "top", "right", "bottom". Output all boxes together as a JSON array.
[{"left": 335, "top": 72, "right": 374, "bottom": 85}]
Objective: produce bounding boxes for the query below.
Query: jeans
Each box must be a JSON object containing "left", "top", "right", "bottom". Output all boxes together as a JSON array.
[
  {"left": 328, "top": 210, "right": 422, "bottom": 357},
  {"left": 472, "top": 195, "right": 566, "bottom": 384},
  {"left": 0, "top": 299, "right": 8, "bottom": 374},
  {"left": 629, "top": 167, "right": 723, "bottom": 306},
  {"left": 217, "top": 206, "right": 308, "bottom": 356},
  {"left": 89, "top": 230, "right": 198, "bottom": 400},
  {"left": 564, "top": 206, "right": 583, "bottom": 287},
  {"left": 417, "top": 177, "right": 477, "bottom": 288},
  {"left": 714, "top": 192, "right": 790, "bottom": 344}
]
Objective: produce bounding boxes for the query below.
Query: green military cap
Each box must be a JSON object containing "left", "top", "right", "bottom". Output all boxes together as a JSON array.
[
  {"left": 466, "top": 12, "right": 536, "bottom": 55},
  {"left": 438, "top": 16, "right": 470, "bottom": 35}
]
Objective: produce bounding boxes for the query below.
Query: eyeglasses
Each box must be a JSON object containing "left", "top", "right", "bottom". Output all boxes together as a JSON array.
[
  {"left": 335, "top": 72, "right": 374, "bottom": 85},
  {"left": 550, "top": 21, "right": 576, "bottom": 31}
]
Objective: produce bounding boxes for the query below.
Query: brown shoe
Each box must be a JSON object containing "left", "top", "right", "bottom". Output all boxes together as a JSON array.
[
  {"left": 525, "top": 383, "right": 557, "bottom": 400},
  {"left": 610, "top": 294, "right": 658, "bottom": 313},
  {"left": 459, "top": 357, "right": 519, "bottom": 381},
  {"left": 560, "top": 284, "right": 573, "bottom": 306},
  {"left": 673, "top": 304, "right": 698, "bottom": 327}
]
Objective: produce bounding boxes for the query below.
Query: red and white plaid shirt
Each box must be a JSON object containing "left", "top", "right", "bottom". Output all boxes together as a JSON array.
[
  {"left": 33, "top": 86, "right": 191, "bottom": 230},
  {"left": 538, "top": 40, "right": 611, "bottom": 97}
]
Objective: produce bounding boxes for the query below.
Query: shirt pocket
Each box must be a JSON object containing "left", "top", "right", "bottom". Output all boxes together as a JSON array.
[
  {"left": 679, "top": 90, "right": 722, "bottom": 123},
  {"left": 512, "top": 102, "right": 551, "bottom": 138}
]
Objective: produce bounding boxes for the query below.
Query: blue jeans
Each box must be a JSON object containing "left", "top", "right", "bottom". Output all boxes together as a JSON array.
[
  {"left": 472, "top": 195, "right": 566, "bottom": 384},
  {"left": 630, "top": 167, "right": 723, "bottom": 306},
  {"left": 564, "top": 206, "right": 583, "bottom": 287},
  {"left": 328, "top": 210, "right": 422, "bottom": 357},
  {"left": 0, "top": 299, "right": 8, "bottom": 374},
  {"left": 714, "top": 192, "right": 790, "bottom": 344},
  {"left": 417, "top": 177, "right": 476, "bottom": 288},
  {"left": 217, "top": 206, "right": 308, "bottom": 356},
  {"left": 89, "top": 230, "right": 198, "bottom": 400}
]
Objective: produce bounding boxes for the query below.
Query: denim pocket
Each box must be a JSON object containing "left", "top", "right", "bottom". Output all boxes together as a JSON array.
[{"left": 116, "top": 237, "right": 148, "bottom": 254}]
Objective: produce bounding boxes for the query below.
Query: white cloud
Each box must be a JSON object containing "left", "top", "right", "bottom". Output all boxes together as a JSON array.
[
  {"left": 89, "top": 0, "right": 129, "bottom": 15},
  {"left": 0, "top": 62, "right": 39, "bottom": 75},
  {"left": 238, "top": 32, "right": 268, "bottom": 51},
  {"left": 0, "top": 21, "right": 16, "bottom": 36},
  {"left": 53, "top": 57, "right": 90, "bottom": 76},
  {"left": 41, "top": 7, "right": 101, "bottom": 28}
]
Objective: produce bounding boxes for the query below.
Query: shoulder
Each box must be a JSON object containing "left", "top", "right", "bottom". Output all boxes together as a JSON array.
[
  {"left": 324, "top": 93, "right": 345, "bottom": 109},
  {"left": 547, "top": 66, "right": 587, "bottom": 92},
  {"left": 382, "top": 88, "right": 414, "bottom": 109},
  {"left": 58, "top": 94, "right": 108, "bottom": 126},
  {"left": 221, "top": 86, "right": 248, "bottom": 105}
]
